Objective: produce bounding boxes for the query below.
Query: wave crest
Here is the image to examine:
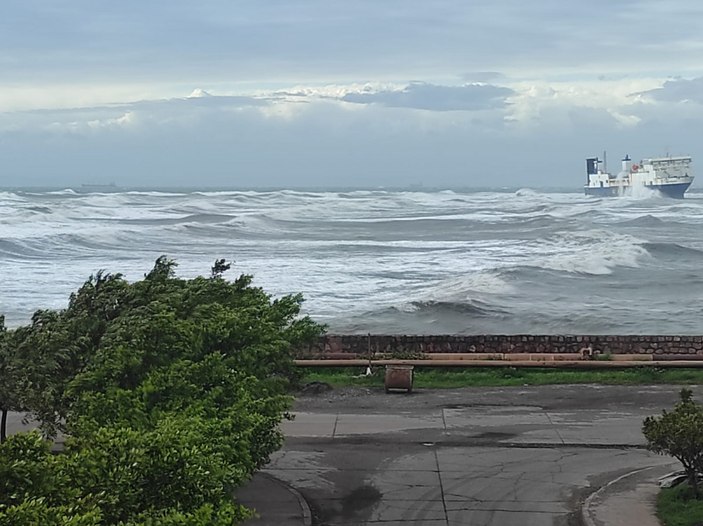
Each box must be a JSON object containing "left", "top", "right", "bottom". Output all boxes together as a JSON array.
[{"left": 525, "top": 231, "right": 648, "bottom": 275}]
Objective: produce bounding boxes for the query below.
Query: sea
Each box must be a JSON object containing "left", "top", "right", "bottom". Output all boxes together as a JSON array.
[{"left": 1, "top": 186, "right": 702, "bottom": 334}]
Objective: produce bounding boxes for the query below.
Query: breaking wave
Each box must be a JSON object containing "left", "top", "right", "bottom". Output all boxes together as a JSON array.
[{"left": 643, "top": 242, "right": 703, "bottom": 257}]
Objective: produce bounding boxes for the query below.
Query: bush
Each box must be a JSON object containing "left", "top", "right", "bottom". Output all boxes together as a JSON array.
[{"left": 644, "top": 389, "right": 703, "bottom": 498}]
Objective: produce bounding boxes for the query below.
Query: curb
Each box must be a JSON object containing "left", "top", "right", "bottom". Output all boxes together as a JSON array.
[
  {"left": 581, "top": 466, "right": 660, "bottom": 526},
  {"left": 258, "top": 472, "right": 313, "bottom": 526}
]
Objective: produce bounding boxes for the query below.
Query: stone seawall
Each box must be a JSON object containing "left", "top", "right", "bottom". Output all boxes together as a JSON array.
[{"left": 299, "top": 335, "right": 703, "bottom": 358}]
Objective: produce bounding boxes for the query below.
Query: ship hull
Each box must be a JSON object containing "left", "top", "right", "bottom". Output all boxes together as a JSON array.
[{"left": 584, "top": 182, "right": 691, "bottom": 199}]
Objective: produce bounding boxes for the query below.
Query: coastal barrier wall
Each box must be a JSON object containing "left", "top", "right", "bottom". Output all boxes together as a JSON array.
[{"left": 298, "top": 335, "right": 703, "bottom": 358}]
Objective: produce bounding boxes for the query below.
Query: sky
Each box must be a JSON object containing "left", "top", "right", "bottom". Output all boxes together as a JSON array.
[{"left": 1, "top": 1, "right": 703, "bottom": 189}]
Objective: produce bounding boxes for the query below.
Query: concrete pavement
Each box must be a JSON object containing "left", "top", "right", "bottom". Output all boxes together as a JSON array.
[
  {"left": 581, "top": 464, "right": 672, "bottom": 526},
  {"left": 263, "top": 384, "right": 690, "bottom": 525}
]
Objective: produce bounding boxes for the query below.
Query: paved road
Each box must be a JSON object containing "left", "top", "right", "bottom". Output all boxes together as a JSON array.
[{"left": 265, "top": 384, "right": 687, "bottom": 526}]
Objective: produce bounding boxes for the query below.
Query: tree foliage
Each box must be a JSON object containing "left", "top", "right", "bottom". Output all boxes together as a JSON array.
[
  {"left": 0, "top": 316, "right": 14, "bottom": 443},
  {"left": 0, "top": 257, "right": 324, "bottom": 524},
  {"left": 643, "top": 388, "right": 703, "bottom": 497}
]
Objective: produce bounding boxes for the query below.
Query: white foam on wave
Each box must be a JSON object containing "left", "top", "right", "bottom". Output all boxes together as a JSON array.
[
  {"left": 0, "top": 191, "right": 27, "bottom": 202},
  {"left": 622, "top": 184, "right": 661, "bottom": 200},
  {"left": 46, "top": 188, "right": 78, "bottom": 195},
  {"left": 394, "top": 271, "right": 513, "bottom": 313},
  {"left": 193, "top": 190, "right": 266, "bottom": 197},
  {"left": 527, "top": 230, "right": 649, "bottom": 275},
  {"left": 428, "top": 272, "right": 513, "bottom": 297},
  {"left": 124, "top": 190, "right": 189, "bottom": 197},
  {"left": 515, "top": 188, "right": 539, "bottom": 197}
]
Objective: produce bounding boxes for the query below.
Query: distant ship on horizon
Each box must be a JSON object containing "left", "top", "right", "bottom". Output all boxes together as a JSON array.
[{"left": 584, "top": 153, "right": 693, "bottom": 199}]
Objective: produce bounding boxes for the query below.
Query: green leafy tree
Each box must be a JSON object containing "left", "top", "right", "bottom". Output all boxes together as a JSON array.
[
  {"left": 0, "top": 431, "right": 54, "bottom": 506},
  {"left": 0, "top": 316, "right": 28, "bottom": 443},
  {"left": 643, "top": 388, "right": 703, "bottom": 497},
  {"left": 0, "top": 316, "right": 12, "bottom": 442},
  {"left": 0, "top": 257, "right": 324, "bottom": 524}
]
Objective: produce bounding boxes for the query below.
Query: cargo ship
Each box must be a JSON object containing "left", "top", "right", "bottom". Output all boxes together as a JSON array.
[{"left": 584, "top": 154, "right": 693, "bottom": 198}]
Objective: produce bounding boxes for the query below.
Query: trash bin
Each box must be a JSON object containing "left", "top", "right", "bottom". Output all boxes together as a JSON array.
[{"left": 384, "top": 365, "right": 414, "bottom": 393}]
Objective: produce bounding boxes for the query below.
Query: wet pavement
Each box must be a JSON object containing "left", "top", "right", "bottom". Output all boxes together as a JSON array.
[
  {"left": 581, "top": 464, "right": 668, "bottom": 526},
  {"left": 236, "top": 471, "right": 312, "bottom": 526},
  {"left": 263, "top": 384, "right": 689, "bottom": 526}
]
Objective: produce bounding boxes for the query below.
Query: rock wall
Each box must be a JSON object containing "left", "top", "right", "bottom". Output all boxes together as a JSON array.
[{"left": 299, "top": 335, "right": 703, "bottom": 357}]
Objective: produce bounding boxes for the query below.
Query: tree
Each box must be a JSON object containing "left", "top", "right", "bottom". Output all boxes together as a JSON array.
[
  {"left": 643, "top": 388, "right": 703, "bottom": 497},
  {"left": 0, "top": 431, "right": 54, "bottom": 508},
  {"left": 0, "top": 316, "right": 22, "bottom": 443},
  {"left": 0, "top": 317, "right": 9, "bottom": 442},
  {"left": 211, "top": 258, "right": 231, "bottom": 278},
  {"left": 0, "top": 257, "right": 324, "bottom": 524}
]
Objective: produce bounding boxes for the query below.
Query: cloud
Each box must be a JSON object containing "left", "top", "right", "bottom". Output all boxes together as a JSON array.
[
  {"left": 341, "top": 83, "right": 514, "bottom": 111},
  {"left": 639, "top": 76, "right": 703, "bottom": 103},
  {"left": 4, "top": 0, "right": 702, "bottom": 97},
  {"left": 0, "top": 93, "right": 273, "bottom": 134},
  {"left": 187, "top": 88, "right": 213, "bottom": 98},
  {"left": 45, "top": 111, "right": 137, "bottom": 134},
  {"left": 460, "top": 72, "right": 506, "bottom": 83}
]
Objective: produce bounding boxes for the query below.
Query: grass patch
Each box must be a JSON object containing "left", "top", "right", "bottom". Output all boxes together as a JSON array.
[
  {"left": 301, "top": 367, "right": 383, "bottom": 388},
  {"left": 299, "top": 366, "right": 703, "bottom": 389},
  {"left": 657, "top": 484, "right": 703, "bottom": 526}
]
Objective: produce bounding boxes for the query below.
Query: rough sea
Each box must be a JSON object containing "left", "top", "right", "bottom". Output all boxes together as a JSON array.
[{"left": 1, "top": 186, "right": 702, "bottom": 334}]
